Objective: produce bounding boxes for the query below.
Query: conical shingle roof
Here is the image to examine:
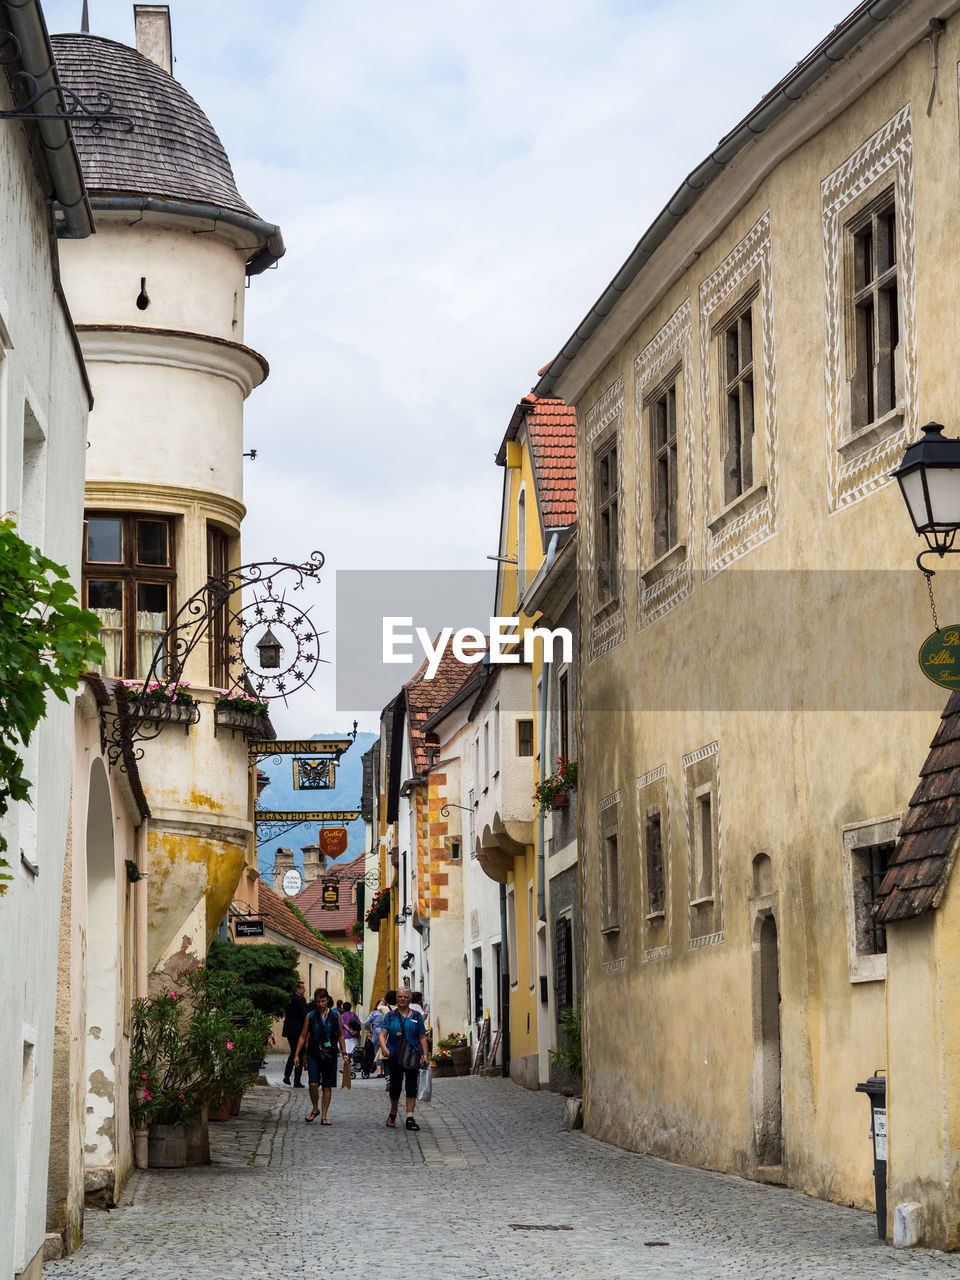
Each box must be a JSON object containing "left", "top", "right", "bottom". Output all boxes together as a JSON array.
[{"left": 50, "top": 33, "right": 257, "bottom": 218}]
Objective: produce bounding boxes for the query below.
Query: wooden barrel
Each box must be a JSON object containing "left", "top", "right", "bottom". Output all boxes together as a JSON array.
[{"left": 148, "top": 1123, "right": 187, "bottom": 1168}]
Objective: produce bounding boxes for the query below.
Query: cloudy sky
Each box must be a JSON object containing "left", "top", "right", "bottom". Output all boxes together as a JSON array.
[{"left": 47, "top": 0, "right": 848, "bottom": 732}]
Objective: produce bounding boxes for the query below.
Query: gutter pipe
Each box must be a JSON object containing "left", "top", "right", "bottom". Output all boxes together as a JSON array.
[
  {"left": 535, "top": 0, "right": 901, "bottom": 397},
  {"left": 536, "top": 532, "right": 559, "bottom": 924},
  {"left": 84, "top": 195, "right": 285, "bottom": 274},
  {"left": 5, "top": 0, "right": 94, "bottom": 238}
]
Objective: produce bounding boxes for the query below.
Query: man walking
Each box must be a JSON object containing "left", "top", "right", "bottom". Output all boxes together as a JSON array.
[{"left": 282, "top": 979, "right": 308, "bottom": 1087}]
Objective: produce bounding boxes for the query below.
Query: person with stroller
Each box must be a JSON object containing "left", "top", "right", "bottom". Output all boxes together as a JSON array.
[
  {"left": 379, "top": 985, "right": 429, "bottom": 1130},
  {"left": 341, "top": 1002, "right": 361, "bottom": 1055}
]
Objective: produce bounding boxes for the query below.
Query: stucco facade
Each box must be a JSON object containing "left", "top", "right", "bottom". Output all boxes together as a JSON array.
[{"left": 533, "top": 0, "right": 960, "bottom": 1231}]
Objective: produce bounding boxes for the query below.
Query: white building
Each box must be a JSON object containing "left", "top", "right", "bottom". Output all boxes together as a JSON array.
[{"left": 0, "top": 3, "right": 94, "bottom": 1276}]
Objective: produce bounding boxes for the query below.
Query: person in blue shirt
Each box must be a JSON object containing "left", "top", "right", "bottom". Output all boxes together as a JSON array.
[{"left": 378, "top": 985, "right": 429, "bottom": 1130}]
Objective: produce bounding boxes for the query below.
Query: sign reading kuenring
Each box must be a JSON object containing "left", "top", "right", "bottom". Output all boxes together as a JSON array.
[
  {"left": 318, "top": 826, "right": 348, "bottom": 857},
  {"left": 919, "top": 626, "right": 960, "bottom": 689},
  {"left": 321, "top": 879, "right": 340, "bottom": 911}
]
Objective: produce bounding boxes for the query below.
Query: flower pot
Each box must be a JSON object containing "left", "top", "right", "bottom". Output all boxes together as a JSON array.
[
  {"left": 434, "top": 1061, "right": 455, "bottom": 1077},
  {"left": 550, "top": 792, "right": 569, "bottom": 809},
  {"left": 148, "top": 1123, "right": 188, "bottom": 1168},
  {"left": 228, "top": 1094, "right": 242, "bottom": 1116},
  {"left": 208, "top": 1099, "right": 231, "bottom": 1122},
  {"left": 214, "top": 704, "right": 270, "bottom": 737},
  {"left": 367, "top": 915, "right": 381, "bottom": 932},
  {"left": 451, "top": 1046, "right": 471, "bottom": 1075},
  {"left": 134, "top": 698, "right": 200, "bottom": 726},
  {"left": 184, "top": 1107, "right": 210, "bottom": 1166}
]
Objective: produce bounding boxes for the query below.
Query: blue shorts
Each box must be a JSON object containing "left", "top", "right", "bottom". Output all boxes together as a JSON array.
[{"left": 307, "top": 1053, "right": 338, "bottom": 1089}]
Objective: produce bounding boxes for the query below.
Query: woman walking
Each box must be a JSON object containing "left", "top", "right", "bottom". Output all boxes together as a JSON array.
[
  {"left": 379, "top": 985, "right": 429, "bottom": 1130},
  {"left": 293, "top": 988, "right": 347, "bottom": 1125}
]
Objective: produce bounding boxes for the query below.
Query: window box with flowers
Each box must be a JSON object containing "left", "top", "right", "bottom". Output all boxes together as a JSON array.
[
  {"left": 125, "top": 680, "right": 200, "bottom": 726},
  {"left": 213, "top": 689, "right": 271, "bottom": 737},
  {"left": 534, "top": 758, "right": 579, "bottom": 812},
  {"left": 365, "top": 888, "right": 390, "bottom": 933}
]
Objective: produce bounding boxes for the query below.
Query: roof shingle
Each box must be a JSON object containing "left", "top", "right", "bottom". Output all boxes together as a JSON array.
[
  {"left": 875, "top": 692, "right": 960, "bottom": 923},
  {"left": 50, "top": 33, "right": 257, "bottom": 218},
  {"left": 297, "top": 852, "right": 366, "bottom": 937}
]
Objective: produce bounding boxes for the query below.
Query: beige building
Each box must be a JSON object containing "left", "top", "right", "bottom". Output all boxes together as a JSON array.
[{"left": 533, "top": 0, "right": 960, "bottom": 1247}]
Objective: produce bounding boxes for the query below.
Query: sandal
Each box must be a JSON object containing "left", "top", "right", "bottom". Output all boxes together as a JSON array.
[
  {"left": 386, "top": 1115, "right": 397, "bottom": 1128},
  {"left": 305, "top": 1110, "right": 319, "bottom": 1123},
  {"left": 405, "top": 1117, "right": 420, "bottom": 1131}
]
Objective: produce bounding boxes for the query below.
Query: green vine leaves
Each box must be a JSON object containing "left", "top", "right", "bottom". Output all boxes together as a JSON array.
[{"left": 0, "top": 516, "right": 105, "bottom": 895}]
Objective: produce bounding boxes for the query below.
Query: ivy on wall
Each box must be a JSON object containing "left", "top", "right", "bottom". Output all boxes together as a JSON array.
[
  {"left": 0, "top": 517, "right": 104, "bottom": 896},
  {"left": 283, "top": 898, "right": 364, "bottom": 1000}
]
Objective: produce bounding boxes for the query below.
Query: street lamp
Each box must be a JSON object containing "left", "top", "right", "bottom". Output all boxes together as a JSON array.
[
  {"left": 892, "top": 422, "right": 960, "bottom": 567},
  {"left": 255, "top": 626, "right": 282, "bottom": 669}
]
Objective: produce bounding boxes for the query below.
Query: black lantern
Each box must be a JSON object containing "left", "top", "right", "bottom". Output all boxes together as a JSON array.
[
  {"left": 255, "top": 626, "right": 282, "bottom": 669},
  {"left": 892, "top": 422, "right": 960, "bottom": 557}
]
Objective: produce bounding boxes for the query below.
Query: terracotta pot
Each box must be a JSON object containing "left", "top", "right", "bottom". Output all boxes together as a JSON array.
[
  {"left": 208, "top": 1099, "right": 231, "bottom": 1122},
  {"left": 228, "top": 1094, "right": 241, "bottom": 1116},
  {"left": 148, "top": 1123, "right": 188, "bottom": 1167},
  {"left": 550, "top": 792, "right": 569, "bottom": 809}
]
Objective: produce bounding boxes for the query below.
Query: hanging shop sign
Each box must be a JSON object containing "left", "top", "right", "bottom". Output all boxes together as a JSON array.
[
  {"left": 918, "top": 626, "right": 960, "bottom": 690},
  {"left": 234, "top": 917, "right": 265, "bottom": 938},
  {"left": 318, "top": 826, "right": 348, "bottom": 858},
  {"left": 321, "top": 879, "right": 340, "bottom": 910},
  {"left": 293, "top": 757, "right": 337, "bottom": 790}
]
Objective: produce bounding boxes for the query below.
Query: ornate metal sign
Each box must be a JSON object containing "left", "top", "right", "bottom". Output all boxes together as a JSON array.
[
  {"left": 105, "top": 555, "right": 327, "bottom": 768},
  {"left": 255, "top": 810, "right": 360, "bottom": 845},
  {"left": 321, "top": 879, "right": 340, "bottom": 910},
  {"left": 918, "top": 626, "right": 960, "bottom": 690},
  {"left": 293, "top": 758, "right": 336, "bottom": 790},
  {"left": 317, "top": 827, "right": 348, "bottom": 857},
  {"left": 0, "top": 31, "right": 135, "bottom": 133}
]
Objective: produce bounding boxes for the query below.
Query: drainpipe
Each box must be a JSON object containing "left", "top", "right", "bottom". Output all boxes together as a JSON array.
[
  {"left": 499, "top": 882, "right": 510, "bottom": 1077},
  {"left": 135, "top": 820, "right": 148, "bottom": 999},
  {"left": 536, "top": 533, "right": 559, "bottom": 924}
]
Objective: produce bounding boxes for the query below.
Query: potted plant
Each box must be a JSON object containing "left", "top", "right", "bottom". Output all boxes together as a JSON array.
[
  {"left": 124, "top": 679, "right": 200, "bottom": 726},
  {"left": 534, "top": 758, "right": 579, "bottom": 812},
  {"left": 439, "top": 1032, "right": 471, "bottom": 1074},
  {"left": 431, "top": 1049, "right": 455, "bottom": 1077},
  {"left": 213, "top": 688, "right": 271, "bottom": 736},
  {"left": 130, "top": 988, "right": 207, "bottom": 1168},
  {"left": 365, "top": 888, "right": 389, "bottom": 932}
]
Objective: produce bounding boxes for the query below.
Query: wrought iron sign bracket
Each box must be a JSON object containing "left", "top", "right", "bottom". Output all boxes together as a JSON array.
[{"left": 0, "top": 32, "right": 135, "bottom": 133}]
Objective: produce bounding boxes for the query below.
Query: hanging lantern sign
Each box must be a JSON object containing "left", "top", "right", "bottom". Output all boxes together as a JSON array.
[
  {"left": 317, "top": 826, "right": 348, "bottom": 857},
  {"left": 918, "top": 626, "right": 960, "bottom": 689},
  {"left": 321, "top": 878, "right": 340, "bottom": 910}
]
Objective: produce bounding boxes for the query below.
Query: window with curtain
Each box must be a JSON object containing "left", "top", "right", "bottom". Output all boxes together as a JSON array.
[{"left": 83, "top": 512, "right": 176, "bottom": 679}]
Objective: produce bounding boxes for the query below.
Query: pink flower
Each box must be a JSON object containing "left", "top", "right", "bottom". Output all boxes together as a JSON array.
[
  {"left": 226, "top": 1041, "right": 234, "bottom": 1050},
  {"left": 140, "top": 1072, "right": 147, "bottom": 1079},
  {"left": 178, "top": 1092, "right": 184, "bottom": 1099},
  {"left": 143, "top": 1090, "right": 152, "bottom": 1100},
  {"left": 168, "top": 991, "right": 177, "bottom": 1000}
]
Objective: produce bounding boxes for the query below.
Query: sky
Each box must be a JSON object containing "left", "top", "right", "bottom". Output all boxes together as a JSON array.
[{"left": 45, "top": 0, "right": 851, "bottom": 734}]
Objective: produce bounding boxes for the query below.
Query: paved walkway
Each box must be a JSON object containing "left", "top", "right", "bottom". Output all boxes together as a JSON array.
[{"left": 49, "top": 1059, "right": 960, "bottom": 1279}]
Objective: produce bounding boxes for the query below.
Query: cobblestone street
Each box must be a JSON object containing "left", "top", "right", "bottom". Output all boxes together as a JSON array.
[{"left": 45, "top": 1060, "right": 960, "bottom": 1280}]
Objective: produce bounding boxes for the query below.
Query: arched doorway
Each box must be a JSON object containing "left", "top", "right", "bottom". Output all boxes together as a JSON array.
[
  {"left": 756, "top": 913, "right": 782, "bottom": 1167},
  {"left": 85, "top": 759, "right": 118, "bottom": 1175}
]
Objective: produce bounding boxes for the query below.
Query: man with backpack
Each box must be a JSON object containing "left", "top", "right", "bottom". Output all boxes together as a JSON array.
[{"left": 293, "top": 987, "right": 348, "bottom": 1124}]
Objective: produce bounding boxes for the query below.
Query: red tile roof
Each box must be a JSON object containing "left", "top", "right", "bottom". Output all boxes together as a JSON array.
[
  {"left": 257, "top": 882, "right": 339, "bottom": 959},
  {"left": 875, "top": 693, "right": 960, "bottom": 923},
  {"left": 297, "top": 851, "right": 366, "bottom": 937},
  {"left": 496, "top": 391, "right": 577, "bottom": 530},
  {"left": 526, "top": 395, "right": 577, "bottom": 529},
  {"left": 405, "top": 640, "right": 483, "bottom": 775}
]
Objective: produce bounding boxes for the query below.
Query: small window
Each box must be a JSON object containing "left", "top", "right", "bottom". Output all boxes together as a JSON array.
[
  {"left": 83, "top": 512, "right": 176, "bottom": 679},
  {"left": 601, "top": 832, "right": 620, "bottom": 932},
  {"left": 558, "top": 673, "right": 569, "bottom": 763},
  {"left": 448, "top": 837, "right": 461, "bottom": 862},
  {"left": 207, "top": 524, "right": 230, "bottom": 687},
  {"left": 645, "top": 808, "right": 666, "bottom": 916},
  {"left": 517, "top": 719, "right": 534, "bottom": 757},
  {"left": 554, "top": 915, "right": 573, "bottom": 1010},
  {"left": 853, "top": 842, "right": 893, "bottom": 957},
  {"left": 651, "top": 380, "right": 679, "bottom": 557},
  {"left": 595, "top": 439, "right": 619, "bottom": 606},
  {"left": 695, "top": 791, "right": 714, "bottom": 901},
  {"left": 849, "top": 192, "right": 899, "bottom": 430},
  {"left": 719, "top": 302, "right": 756, "bottom": 504},
  {"left": 506, "top": 889, "right": 518, "bottom": 986}
]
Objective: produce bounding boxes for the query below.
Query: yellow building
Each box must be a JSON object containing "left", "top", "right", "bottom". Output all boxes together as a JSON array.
[{"left": 532, "top": 0, "right": 960, "bottom": 1244}]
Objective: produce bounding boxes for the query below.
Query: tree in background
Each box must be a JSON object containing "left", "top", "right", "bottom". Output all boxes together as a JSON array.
[{"left": 206, "top": 938, "right": 300, "bottom": 1018}]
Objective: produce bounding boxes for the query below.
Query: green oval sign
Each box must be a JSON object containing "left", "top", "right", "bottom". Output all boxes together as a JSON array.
[{"left": 919, "top": 626, "right": 960, "bottom": 689}]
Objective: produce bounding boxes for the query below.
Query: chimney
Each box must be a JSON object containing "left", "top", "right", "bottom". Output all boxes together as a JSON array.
[
  {"left": 301, "top": 843, "right": 326, "bottom": 885},
  {"left": 272, "top": 846, "right": 294, "bottom": 897},
  {"left": 133, "top": 5, "right": 172, "bottom": 74}
]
